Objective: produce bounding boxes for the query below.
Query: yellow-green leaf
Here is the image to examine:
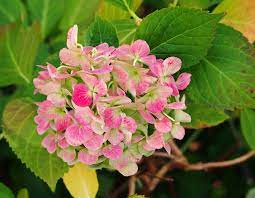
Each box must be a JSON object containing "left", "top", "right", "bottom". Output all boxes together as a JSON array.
[
  {"left": 214, "top": 0, "right": 255, "bottom": 43},
  {"left": 63, "top": 163, "right": 98, "bottom": 198}
]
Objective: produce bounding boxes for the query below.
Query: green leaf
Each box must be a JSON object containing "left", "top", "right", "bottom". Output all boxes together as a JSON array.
[
  {"left": 0, "top": 0, "right": 23, "bottom": 25},
  {"left": 0, "top": 24, "right": 41, "bottom": 87},
  {"left": 98, "top": 0, "right": 142, "bottom": 20},
  {"left": 178, "top": 0, "right": 221, "bottom": 9},
  {"left": 128, "top": 194, "right": 146, "bottom": 198},
  {"left": 17, "top": 188, "right": 29, "bottom": 198},
  {"left": 241, "top": 108, "right": 255, "bottom": 150},
  {"left": 2, "top": 99, "right": 69, "bottom": 191},
  {"left": 246, "top": 187, "right": 255, "bottom": 198},
  {"left": 112, "top": 19, "right": 136, "bottom": 44},
  {"left": 27, "top": 0, "right": 64, "bottom": 38},
  {"left": 184, "top": 102, "right": 229, "bottom": 129},
  {"left": 136, "top": 8, "right": 223, "bottom": 67},
  {"left": 187, "top": 24, "right": 255, "bottom": 110},
  {"left": 59, "top": 0, "right": 101, "bottom": 31},
  {"left": 0, "top": 183, "right": 14, "bottom": 198},
  {"left": 63, "top": 163, "right": 98, "bottom": 198},
  {"left": 84, "top": 17, "right": 119, "bottom": 47},
  {"left": 105, "top": 0, "right": 132, "bottom": 11}
]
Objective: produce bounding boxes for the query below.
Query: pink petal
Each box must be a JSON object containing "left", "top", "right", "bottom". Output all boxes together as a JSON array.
[
  {"left": 65, "top": 124, "right": 93, "bottom": 146},
  {"left": 57, "top": 134, "right": 69, "bottom": 149},
  {"left": 83, "top": 133, "right": 104, "bottom": 150},
  {"left": 41, "top": 134, "right": 56, "bottom": 154},
  {"left": 94, "top": 79, "right": 107, "bottom": 96},
  {"left": 146, "top": 98, "right": 167, "bottom": 113},
  {"left": 162, "top": 57, "right": 182, "bottom": 75},
  {"left": 141, "top": 55, "right": 157, "bottom": 67},
  {"left": 47, "top": 93, "right": 66, "bottom": 107},
  {"left": 130, "top": 40, "right": 150, "bottom": 57},
  {"left": 167, "top": 102, "right": 186, "bottom": 110},
  {"left": 138, "top": 109, "right": 155, "bottom": 124},
  {"left": 105, "top": 129, "right": 124, "bottom": 145},
  {"left": 155, "top": 117, "right": 172, "bottom": 133},
  {"left": 78, "top": 149, "right": 98, "bottom": 165},
  {"left": 176, "top": 73, "right": 191, "bottom": 90},
  {"left": 67, "top": 25, "right": 78, "bottom": 49},
  {"left": 122, "top": 116, "right": 137, "bottom": 133},
  {"left": 102, "top": 144, "right": 123, "bottom": 159},
  {"left": 117, "top": 162, "right": 138, "bottom": 176},
  {"left": 88, "top": 64, "right": 113, "bottom": 75},
  {"left": 149, "top": 61, "right": 162, "bottom": 77},
  {"left": 72, "top": 83, "right": 92, "bottom": 107},
  {"left": 58, "top": 148, "right": 76, "bottom": 163},
  {"left": 103, "top": 108, "right": 122, "bottom": 129},
  {"left": 147, "top": 131, "right": 164, "bottom": 149},
  {"left": 164, "top": 142, "right": 171, "bottom": 155},
  {"left": 171, "top": 124, "right": 185, "bottom": 140},
  {"left": 175, "top": 110, "right": 191, "bottom": 123},
  {"left": 34, "top": 115, "right": 49, "bottom": 135},
  {"left": 54, "top": 114, "right": 71, "bottom": 132},
  {"left": 113, "top": 45, "right": 130, "bottom": 60},
  {"left": 59, "top": 48, "right": 88, "bottom": 66}
]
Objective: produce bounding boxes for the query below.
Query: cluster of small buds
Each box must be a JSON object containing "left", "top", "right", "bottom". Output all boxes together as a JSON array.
[{"left": 34, "top": 25, "right": 191, "bottom": 176}]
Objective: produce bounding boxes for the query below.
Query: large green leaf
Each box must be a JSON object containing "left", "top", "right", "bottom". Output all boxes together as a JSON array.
[
  {"left": 178, "top": 0, "right": 221, "bottom": 9},
  {"left": 2, "top": 99, "right": 69, "bottom": 191},
  {"left": 0, "top": 24, "right": 40, "bottom": 87},
  {"left": 27, "top": 0, "right": 64, "bottom": 39},
  {"left": 0, "top": 0, "right": 24, "bottom": 25},
  {"left": 112, "top": 19, "right": 136, "bottom": 44},
  {"left": 84, "top": 17, "right": 119, "bottom": 47},
  {"left": 241, "top": 108, "right": 255, "bottom": 150},
  {"left": 0, "top": 183, "right": 14, "bottom": 198},
  {"left": 187, "top": 24, "right": 255, "bottom": 110},
  {"left": 184, "top": 102, "right": 229, "bottom": 129},
  {"left": 136, "top": 8, "right": 223, "bottom": 67},
  {"left": 59, "top": 0, "right": 101, "bottom": 31},
  {"left": 104, "top": 0, "right": 133, "bottom": 11}
]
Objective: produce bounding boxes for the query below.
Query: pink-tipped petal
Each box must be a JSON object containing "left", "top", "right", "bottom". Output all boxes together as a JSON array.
[
  {"left": 176, "top": 73, "right": 191, "bottom": 90},
  {"left": 122, "top": 116, "right": 137, "bottom": 133},
  {"left": 54, "top": 114, "right": 71, "bottom": 132},
  {"left": 34, "top": 115, "right": 49, "bottom": 135},
  {"left": 171, "top": 124, "right": 185, "bottom": 140},
  {"left": 41, "top": 134, "right": 56, "bottom": 154},
  {"left": 72, "top": 83, "right": 92, "bottom": 107},
  {"left": 155, "top": 117, "right": 172, "bottom": 133},
  {"left": 102, "top": 144, "right": 123, "bottom": 159},
  {"left": 167, "top": 102, "right": 186, "bottom": 110},
  {"left": 65, "top": 124, "right": 93, "bottom": 146},
  {"left": 146, "top": 98, "right": 167, "bottom": 113},
  {"left": 162, "top": 57, "right": 182, "bottom": 75},
  {"left": 83, "top": 133, "right": 104, "bottom": 150},
  {"left": 131, "top": 40, "right": 150, "bottom": 57},
  {"left": 67, "top": 25, "right": 78, "bottom": 49},
  {"left": 78, "top": 149, "right": 98, "bottom": 165},
  {"left": 138, "top": 109, "right": 155, "bottom": 124},
  {"left": 47, "top": 93, "right": 66, "bottom": 107},
  {"left": 103, "top": 108, "right": 122, "bottom": 129},
  {"left": 147, "top": 131, "right": 164, "bottom": 149},
  {"left": 58, "top": 148, "right": 76, "bottom": 163}
]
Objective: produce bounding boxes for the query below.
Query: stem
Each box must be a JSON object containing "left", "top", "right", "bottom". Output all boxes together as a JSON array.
[
  {"left": 186, "top": 151, "right": 255, "bottom": 170},
  {"left": 128, "top": 176, "right": 136, "bottom": 196},
  {"left": 123, "top": 0, "right": 142, "bottom": 26}
]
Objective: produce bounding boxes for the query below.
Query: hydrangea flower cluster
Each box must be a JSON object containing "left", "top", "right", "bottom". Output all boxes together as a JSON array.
[{"left": 34, "top": 25, "right": 191, "bottom": 176}]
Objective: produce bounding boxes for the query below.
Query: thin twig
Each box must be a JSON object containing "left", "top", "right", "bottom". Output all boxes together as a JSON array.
[
  {"left": 186, "top": 151, "right": 255, "bottom": 170},
  {"left": 153, "top": 152, "right": 176, "bottom": 159},
  {"left": 128, "top": 176, "right": 136, "bottom": 196}
]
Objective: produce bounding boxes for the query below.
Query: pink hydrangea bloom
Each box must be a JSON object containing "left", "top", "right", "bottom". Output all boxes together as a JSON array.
[{"left": 34, "top": 25, "right": 191, "bottom": 176}]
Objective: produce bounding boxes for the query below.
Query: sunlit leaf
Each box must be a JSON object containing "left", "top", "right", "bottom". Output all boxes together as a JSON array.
[
  {"left": 0, "top": 24, "right": 40, "bottom": 87},
  {"left": 85, "top": 16, "right": 119, "bottom": 47},
  {"left": 246, "top": 187, "right": 255, "bottom": 198},
  {"left": 3, "top": 99, "right": 68, "bottom": 191},
  {"left": 0, "top": 182, "right": 14, "bottom": 198},
  {"left": 136, "top": 8, "right": 223, "bottom": 66},
  {"left": 17, "top": 188, "right": 29, "bottom": 198},
  {"left": 187, "top": 24, "right": 255, "bottom": 110},
  {"left": 27, "top": 0, "right": 64, "bottom": 38},
  {"left": 63, "top": 163, "right": 98, "bottom": 198},
  {"left": 214, "top": 0, "right": 255, "bottom": 43}
]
